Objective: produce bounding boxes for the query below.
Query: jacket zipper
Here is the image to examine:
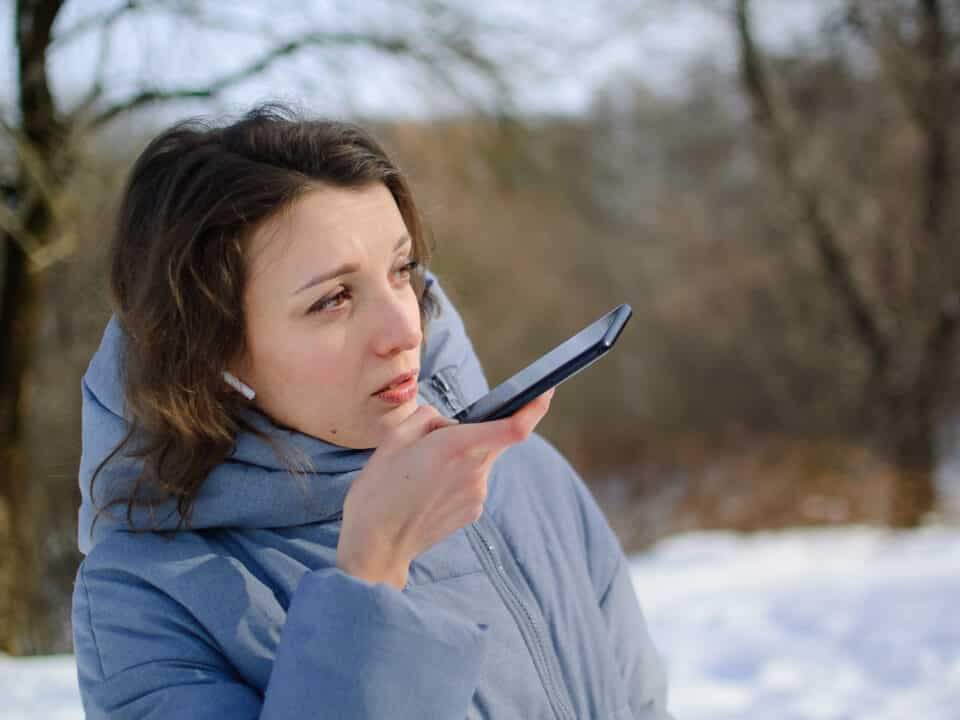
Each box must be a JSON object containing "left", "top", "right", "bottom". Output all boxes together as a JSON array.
[
  {"left": 429, "top": 373, "right": 462, "bottom": 417},
  {"left": 465, "top": 520, "right": 576, "bottom": 720},
  {"left": 427, "top": 372, "right": 576, "bottom": 719}
]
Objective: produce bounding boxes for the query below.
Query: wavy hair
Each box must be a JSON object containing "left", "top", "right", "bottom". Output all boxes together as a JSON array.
[{"left": 92, "top": 103, "right": 436, "bottom": 532}]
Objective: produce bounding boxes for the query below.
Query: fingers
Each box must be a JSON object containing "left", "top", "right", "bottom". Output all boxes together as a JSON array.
[
  {"left": 448, "top": 388, "right": 555, "bottom": 457},
  {"left": 383, "top": 403, "right": 458, "bottom": 449}
]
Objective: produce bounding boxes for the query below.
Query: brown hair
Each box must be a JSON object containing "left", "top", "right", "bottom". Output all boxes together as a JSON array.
[{"left": 93, "top": 102, "right": 436, "bottom": 531}]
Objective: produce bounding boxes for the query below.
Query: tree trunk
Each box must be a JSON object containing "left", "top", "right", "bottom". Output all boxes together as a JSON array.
[
  {"left": 0, "top": 231, "right": 37, "bottom": 655},
  {"left": 885, "top": 432, "right": 937, "bottom": 529},
  {"left": 880, "top": 398, "right": 938, "bottom": 528},
  {"left": 1, "top": 0, "right": 64, "bottom": 655}
]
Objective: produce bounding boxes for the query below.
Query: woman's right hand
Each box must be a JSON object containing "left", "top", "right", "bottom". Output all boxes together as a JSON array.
[{"left": 336, "top": 389, "right": 555, "bottom": 591}]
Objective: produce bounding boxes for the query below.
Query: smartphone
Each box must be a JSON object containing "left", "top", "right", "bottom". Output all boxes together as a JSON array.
[{"left": 454, "top": 304, "right": 632, "bottom": 423}]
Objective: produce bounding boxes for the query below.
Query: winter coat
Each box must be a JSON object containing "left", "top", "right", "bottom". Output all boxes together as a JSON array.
[{"left": 72, "top": 273, "right": 672, "bottom": 719}]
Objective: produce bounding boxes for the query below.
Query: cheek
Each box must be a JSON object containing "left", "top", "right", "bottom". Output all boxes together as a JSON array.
[
  {"left": 246, "top": 323, "right": 345, "bottom": 397},
  {"left": 279, "top": 340, "right": 347, "bottom": 389}
]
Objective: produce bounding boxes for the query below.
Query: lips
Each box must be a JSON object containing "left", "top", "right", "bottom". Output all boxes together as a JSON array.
[{"left": 372, "top": 369, "right": 418, "bottom": 396}]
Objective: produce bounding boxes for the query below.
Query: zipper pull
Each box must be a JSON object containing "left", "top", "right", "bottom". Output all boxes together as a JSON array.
[{"left": 430, "top": 374, "right": 462, "bottom": 416}]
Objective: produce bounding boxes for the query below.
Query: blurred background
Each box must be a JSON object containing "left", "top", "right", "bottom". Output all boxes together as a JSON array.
[{"left": 1, "top": 0, "right": 959, "bottom": 669}]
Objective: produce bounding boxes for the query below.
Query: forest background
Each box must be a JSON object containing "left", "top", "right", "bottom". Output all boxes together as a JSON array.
[{"left": 2, "top": 0, "right": 959, "bottom": 655}]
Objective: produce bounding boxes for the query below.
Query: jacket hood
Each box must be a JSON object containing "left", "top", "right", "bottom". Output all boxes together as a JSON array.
[{"left": 77, "top": 273, "right": 489, "bottom": 555}]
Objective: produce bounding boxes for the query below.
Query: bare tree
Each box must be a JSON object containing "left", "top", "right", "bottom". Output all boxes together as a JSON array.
[
  {"left": 0, "top": 0, "right": 517, "bottom": 655},
  {"left": 734, "top": 0, "right": 960, "bottom": 526}
]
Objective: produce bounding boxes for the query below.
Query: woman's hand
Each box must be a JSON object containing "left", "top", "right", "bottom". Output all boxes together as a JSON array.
[{"left": 336, "top": 389, "right": 555, "bottom": 590}]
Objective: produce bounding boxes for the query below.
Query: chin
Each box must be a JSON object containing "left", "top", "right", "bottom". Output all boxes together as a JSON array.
[
  {"left": 374, "top": 400, "right": 418, "bottom": 429},
  {"left": 325, "top": 400, "right": 423, "bottom": 449}
]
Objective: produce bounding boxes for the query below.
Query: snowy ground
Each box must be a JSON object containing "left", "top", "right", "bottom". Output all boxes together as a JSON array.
[
  {"left": 632, "top": 525, "right": 960, "bottom": 720},
  {"left": 2, "top": 525, "right": 958, "bottom": 719}
]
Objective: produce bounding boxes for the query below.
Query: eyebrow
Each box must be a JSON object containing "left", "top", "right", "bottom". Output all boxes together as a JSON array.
[{"left": 291, "top": 234, "right": 412, "bottom": 296}]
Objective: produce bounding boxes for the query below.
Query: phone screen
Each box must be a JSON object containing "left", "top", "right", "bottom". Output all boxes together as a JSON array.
[{"left": 454, "top": 304, "right": 632, "bottom": 423}]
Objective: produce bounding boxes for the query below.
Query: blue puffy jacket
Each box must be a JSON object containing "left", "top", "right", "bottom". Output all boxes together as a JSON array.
[{"left": 72, "top": 274, "right": 672, "bottom": 719}]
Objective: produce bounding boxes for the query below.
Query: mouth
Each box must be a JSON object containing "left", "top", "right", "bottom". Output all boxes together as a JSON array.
[{"left": 372, "top": 369, "right": 419, "bottom": 403}]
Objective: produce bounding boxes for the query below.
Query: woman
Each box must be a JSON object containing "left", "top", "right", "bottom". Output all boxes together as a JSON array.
[{"left": 72, "top": 104, "right": 672, "bottom": 719}]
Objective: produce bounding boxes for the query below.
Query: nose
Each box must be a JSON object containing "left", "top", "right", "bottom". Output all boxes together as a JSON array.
[{"left": 371, "top": 290, "right": 422, "bottom": 358}]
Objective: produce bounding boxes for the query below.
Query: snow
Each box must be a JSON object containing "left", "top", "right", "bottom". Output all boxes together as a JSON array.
[
  {"left": 3, "top": 525, "right": 959, "bottom": 719},
  {"left": 631, "top": 526, "right": 960, "bottom": 720},
  {"left": 0, "top": 653, "right": 84, "bottom": 720}
]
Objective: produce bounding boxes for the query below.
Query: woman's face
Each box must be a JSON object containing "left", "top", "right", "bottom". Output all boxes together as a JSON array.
[{"left": 235, "top": 182, "right": 424, "bottom": 449}]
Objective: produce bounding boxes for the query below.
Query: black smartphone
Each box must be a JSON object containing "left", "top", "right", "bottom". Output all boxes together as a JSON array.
[{"left": 454, "top": 304, "right": 632, "bottom": 423}]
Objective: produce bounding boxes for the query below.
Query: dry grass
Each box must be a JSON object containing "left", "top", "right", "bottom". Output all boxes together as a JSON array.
[{"left": 598, "top": 431, "right": 899, "bottom": 552}]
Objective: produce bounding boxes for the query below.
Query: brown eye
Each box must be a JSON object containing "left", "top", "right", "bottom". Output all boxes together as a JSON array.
[
  {"left": 309, "top": 289, "right": 350, "bottom": 314},
  {"left": 394, "top": 259, "right": 419, "bottom": 279}
]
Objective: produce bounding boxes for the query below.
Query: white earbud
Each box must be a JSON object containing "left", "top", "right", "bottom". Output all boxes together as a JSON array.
[{"left": 222, "top": 370, "right": 256, "bottom": 400}]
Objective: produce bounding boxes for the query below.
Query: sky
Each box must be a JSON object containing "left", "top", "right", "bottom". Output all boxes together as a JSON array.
[{"left": 1, "top": 0, "right": 840, "bottom": 124}]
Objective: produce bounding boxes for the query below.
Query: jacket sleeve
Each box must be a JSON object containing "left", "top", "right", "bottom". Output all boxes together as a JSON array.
[
  {"left": 73, "top": 561, "right": 489, "bottom": 720},
  {"left": 564, "top": 463, "right": 674, "bottom": 720},
  {"left": 597, "top": 555, "right": 674, "bottom": 720}
]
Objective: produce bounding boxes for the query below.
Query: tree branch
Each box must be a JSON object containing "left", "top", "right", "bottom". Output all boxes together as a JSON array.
[
  {"left": 50, "top": 0, "right": 148, "bottom": 49},
  {"left": 917, "top": 0, "right": 951, "bottom": 243},
  {"left": 848, "top": 1, "right": 930, "bottom": 128},
  {"left": 0, "top": 118, "right": 59, "bottom": 213},
  {"left": 17, "top": 0, "right": 66, "bottom": 149},
  {"left": 848, "top": 0, "right": 952, "bottom": 236},
  {"left": 86, "top": 30, "right": 418, "bottom": 130},
  {"left": 913, "top": 0, "right": 958, "bottom": 410},
  {"left": 65, "top": 1, "right": 143, "bottom": 124},
  {"left": 735, "top": 0, "right": 890, "bottom": 379},
  {"left": 847, "top": 0, "right": 957, "bottom": 395},
  {"left": 914, "top": 292, "right": 960, "bottom": 410},
  {"left": 0, "top": 116, "right": 76, "bottom": 271}
]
